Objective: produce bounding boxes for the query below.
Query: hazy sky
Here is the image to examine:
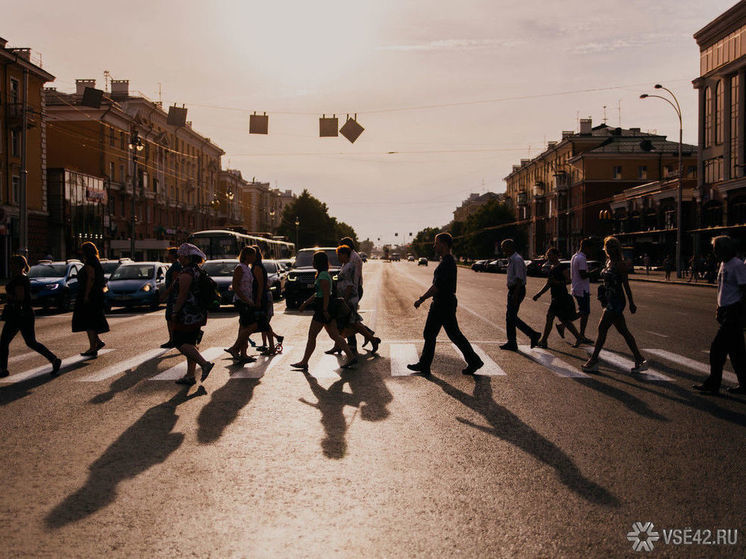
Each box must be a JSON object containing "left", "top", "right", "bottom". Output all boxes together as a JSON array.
[{"left": 3, "top": 0, "right": 736, "bottom": 243}]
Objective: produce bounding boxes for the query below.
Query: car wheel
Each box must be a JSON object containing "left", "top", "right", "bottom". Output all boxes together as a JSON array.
[
  {"left": 286, "top": 299, "right": 298, "bottom": 310},
  {"left": 150, "top": 298, "right": 160, "bottom": 311}
]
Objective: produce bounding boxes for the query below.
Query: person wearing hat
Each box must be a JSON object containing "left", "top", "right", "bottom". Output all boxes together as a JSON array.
[
  {"left": 172, "top": 243, "right": 215, "bottom": 385},
  {"left": 0, "top": 255, "right": 61, "bottom": 377}
]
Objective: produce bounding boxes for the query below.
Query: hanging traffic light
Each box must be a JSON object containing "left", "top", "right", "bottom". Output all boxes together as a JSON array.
[
  {"left": 249, "top": 112, "right": 269, "bottom": 134},
  {"left": 319, "top": 114, "right": 339, "bottom": 137},
  {"left": 340, "top": 114, "right": 364, "bottom": 143}
]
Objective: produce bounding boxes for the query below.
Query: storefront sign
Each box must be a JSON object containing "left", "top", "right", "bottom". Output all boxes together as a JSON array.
[{"left": 86, "top": 188, "right": 107, "bottom": 203}]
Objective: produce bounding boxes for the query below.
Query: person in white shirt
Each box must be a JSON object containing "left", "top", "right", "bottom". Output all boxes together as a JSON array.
[
  {"left": 559, "top": 238, "right": 593, "bottom": 344},
  {"left": 694, "top": 236, "right": 746, "bottom": 394},
  {"left": 500, "top": 239, "right": 540, "bottom": 351}
]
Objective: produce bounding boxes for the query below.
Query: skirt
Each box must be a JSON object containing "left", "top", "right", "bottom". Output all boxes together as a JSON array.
[{"left": 72, "top": 300, "right": 110, "bottom": 334}]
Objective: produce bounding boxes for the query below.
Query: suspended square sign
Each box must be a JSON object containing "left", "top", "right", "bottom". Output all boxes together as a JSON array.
[
  {"left": 340, "top": 116, "right": 364, "bottom": 144},
  {"left": 167, "top": 105, "right": 188, "bottom": 126},
  {"left": 81, "top": 87, "right": 104, "bottom": 108},
  {"left": 249, "top": 112, "right": 268, "bottom": 134},
  {"left": 319, "top": 115, "right": 338, "bottom": 137}
]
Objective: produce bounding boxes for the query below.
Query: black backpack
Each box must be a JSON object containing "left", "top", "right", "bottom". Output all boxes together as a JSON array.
[{"left": 195, "top": 269, "right": 220, "bottom": 310}]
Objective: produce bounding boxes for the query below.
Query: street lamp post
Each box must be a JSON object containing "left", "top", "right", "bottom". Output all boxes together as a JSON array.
[
  {"left": 128, "top": 131, "right": 144, "bottom": 259},
  {"left": 641, "top": 84, "right": 684, "bottom": 278},
  {"left": 295, "top": 217, "right": 300, "bottom": 249}
]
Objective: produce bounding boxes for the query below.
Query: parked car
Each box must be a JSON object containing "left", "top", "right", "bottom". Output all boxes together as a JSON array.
[
  {"left": 407, "top": 255, "right": 415, "bottom": 262},
  {"left": 486, "top": 259, "right": 506, "bottom": 273},
  {"left": 283, "top": 247, "right": 341, "bottom": 309},
  {"left": 28, "top": 260, "right": 83, "bottom": 312},
  {"left": 104, "top": 262, "right": 168, "bottom": 311},
  {"left": 526, "top": 258, "right": 548, "bottom": 277},
  {"left": 418, "top": 257, "right": 428, "bottom": 266},
  {"left": 202, "top": 259, "right": 239, "bottom": 306},
  {"left": 263, "top": 259, "right": 287, "bottom": 299},
  {"left": 100, "top": 258, "right": 132, "bottom": 281},
  {"left": 471, "top": 259, "right": 489, "bottom": 272}
]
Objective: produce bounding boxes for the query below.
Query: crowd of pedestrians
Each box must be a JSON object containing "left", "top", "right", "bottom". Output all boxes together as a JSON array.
[{"left": 1, "top": 233, "right": 745, "bottom": 396}]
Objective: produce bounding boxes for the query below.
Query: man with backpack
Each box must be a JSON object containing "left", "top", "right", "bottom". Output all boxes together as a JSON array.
[{"left": 172, "top": 243, "right": 216, "bottom": 386}]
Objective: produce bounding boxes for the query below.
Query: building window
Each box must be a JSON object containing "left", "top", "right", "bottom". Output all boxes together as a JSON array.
[
  {"left": 10, "top": 129, "right": 19, "bottom": 158},
  {"left": 120, "top": 132, "right": 125, "bottom": 151},
  {"left": 120, "top": 164, "right": 125, "bottom": 183},
  {"left": 687, "top": 165, "right": 697, "bottom": 178},
  {"left": 638, "top": 166, "right": 647, "bottom": 180},
  {"left": 11, "top": 176, "right": 20, "bottom": 204},
  {"left": 704, "top": 157, "right": 724, "bottom": 184},
  {"left": 9, "top": 78, "right": 19, "bottom": 103},
  {"left": 705, "top": 86, "right": 712, "bottom": 148},
  {"left": 109, "top": 127, "right": 116, "bottom": 147},
  {"left": 109, "top": 162, "right": 115, "bottom": 180},
  {"left": 613, "top": 166, "right": 622, "bottom": 179},
  {"left": 715, "top": 80, "right": 723, "bottom": 144},
  {"left": 732, "top": 74, "right": 740, "bottom": 177}
]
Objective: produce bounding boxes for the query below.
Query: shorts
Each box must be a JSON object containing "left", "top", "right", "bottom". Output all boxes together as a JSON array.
[
  {"left": 574, "top": 293, "right": 590, "bottom": 316},
  {"left": 173, "top": 328, "right": 203, "bottom": 347},
  {"left": 312, "top": 299, "right": 332, "bottom": 325}
]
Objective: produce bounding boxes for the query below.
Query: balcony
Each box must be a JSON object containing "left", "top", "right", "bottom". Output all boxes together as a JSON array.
[
  {"left": 517, "top": 191, "right": 528, "bottom": 206},
  {"left": 4, "top": 103, "right": 37, "bottom": 129},
  {"left": 553, "top": 172, "right": 569, "bottom": 192},
  {"left": 533, "top": 182, "right": 545, "bottom": 198}
]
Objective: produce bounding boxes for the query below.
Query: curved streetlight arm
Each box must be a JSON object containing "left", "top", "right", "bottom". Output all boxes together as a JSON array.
[
  {"left": 656, "top": 85, "right": 683, "bottom": 118},
  {"left": 642, "top": 94, "right": 682, "bottom": 125}
]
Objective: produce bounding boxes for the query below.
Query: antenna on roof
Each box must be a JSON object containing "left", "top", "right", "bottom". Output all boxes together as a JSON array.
[
  {"left": 576, "top": 111, "right": 580, "bottom": 131},
  {"left": 158, "top": 82, "right": 162, "bottom": 104},
  {"left": 103, "top": 70, "right": 111, "bottom": 92},
  {"left": 618, "top": 99, "right": 622, "bottom": 127},
  {"left": 603, "top": 105, "right": 608, "bottom": 124}
]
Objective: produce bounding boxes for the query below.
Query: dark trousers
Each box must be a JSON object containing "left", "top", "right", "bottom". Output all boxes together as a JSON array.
[
  {"left": 708, "top": 315, "right": 746, "bottom": 389},
  {"left": 0, "top": 312, "right": 57, "bottom": 371},
  {"left": 346, "top": 285, "right": 365, "bottom": 350},
  {"left": 419, "top": 298, "right": 479, "bottom": 368},
  {"left": 506, "top": 285, "right": 538, "bottom": 344}
]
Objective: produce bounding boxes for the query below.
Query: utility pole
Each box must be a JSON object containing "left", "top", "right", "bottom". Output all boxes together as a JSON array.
[
  {"left": 19, "top": 67, "right": 29, "bottom": 257},
  {"left": 129, "top": 131, "right": 143, "bottom": 258}
]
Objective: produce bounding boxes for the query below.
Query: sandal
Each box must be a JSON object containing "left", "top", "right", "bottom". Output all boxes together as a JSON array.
[
  {"left": 175, "top": 376, "right": 196, "bottom": 386},
  {"left": 370, "top": 337, "right": 381, "bottom": 354},
  {"left": 290, "top": 362, "right": 308, "bottom": 371}
]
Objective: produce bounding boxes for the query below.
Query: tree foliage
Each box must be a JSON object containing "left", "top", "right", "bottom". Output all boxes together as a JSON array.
[{"left": 277, "top": 190, "right": 357, "bottom": 249}]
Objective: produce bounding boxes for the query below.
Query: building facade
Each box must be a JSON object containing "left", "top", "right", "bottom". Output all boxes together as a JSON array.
[
  {"left": 46, "top": 78, "right": 224, "bottom": 260},
  {"left": 0, "top": 38, "right": 55, "bottom": 274},
  {"left": 453, "top": 192, "right": 504, "bottom": 222},
  {"left": 504, "top": 118, "right": 696, "bottom": 258},
  {"left": 693, "top": 1, "right": 746, "bottom": 253}
]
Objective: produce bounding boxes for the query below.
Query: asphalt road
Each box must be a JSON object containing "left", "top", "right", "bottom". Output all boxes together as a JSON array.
[{"left": 1, "top": 261, "right": 744, "bottom": 558}]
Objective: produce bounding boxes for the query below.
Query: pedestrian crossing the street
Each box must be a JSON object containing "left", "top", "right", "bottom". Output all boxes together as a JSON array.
[{"left": 0, "top": 342, "right": 738, "bottom": 389}]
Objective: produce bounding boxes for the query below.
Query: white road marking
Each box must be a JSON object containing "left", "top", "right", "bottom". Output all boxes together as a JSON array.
[
  {"left": 8, "top": 351, "right": 35, "bottom": 364},
  {"left": 390, "top": 344, "right": 420, "bottom": 377},
  {"left": 644, "top": 348, "right": 739, "bottom": 385},
  {"left": 582, "top": 347, "right": 673, "bottom": 382},
  {"left": 0, "top": 349, "right": 115, "bottom": 384},
  {"left": 452, "top": 344, "right": 506, "bottom": 376},
  {"left": 517, "top": 345, "right": 589, "bottom": 378},
  {"left": 77, "top": 348, "right": 171, "bottom": 382},
  {"left": 645, "top": 330, "right": 669, "bottom": 338},
  {"left": 232, "top": 346, "right": 293, "bottom": 379},
  {"left": 148, "top": 347, "right": 225, "bottom": 380}
]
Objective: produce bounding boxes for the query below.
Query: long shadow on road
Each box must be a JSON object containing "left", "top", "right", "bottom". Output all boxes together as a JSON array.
[
  {"left": 197, "top": 375, "right": 260, "bottom": 444},
  {"left": 427, "top": 374, "right": 620, "bottom": 507},
  {"left": 45, "top": 386, "right": 205, "bottom": 529}
]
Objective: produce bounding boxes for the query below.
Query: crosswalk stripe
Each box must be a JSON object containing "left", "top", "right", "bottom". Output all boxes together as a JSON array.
[
  {"left": 644, "top": 348, "right": 739, "bottom": 385},
  {"left": 77, "top": 348, "right": 171, "bottom": 382},
  {"left": 390, "top": 344, "right": 419, "bottom": 376},
  {"left": 451, "top": 344, "right": 506, "bottom": 376},
  {"left": 583, "top": 347, "right": 673, "bottom": 382},
  {"left": 517, "top": 345, "right": 589, "bottom": 378},
  {"left": 232, "top": 346, "right": 293, "bottom": 379},
  {"left": 8, "top": 350, "right": 36, "bottom": 364},
  {"left": 148, "top": 347, "right": 225, "bottom": 380},
  {"left": 0, "top": 349, "right": 116, "bottom": 384},
  {"left": 307, "top": 353, "right": 347, "bottom": 379}
]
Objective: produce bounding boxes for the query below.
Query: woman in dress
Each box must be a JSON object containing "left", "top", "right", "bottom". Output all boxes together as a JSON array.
[
  {"left": 291, "top": 251, "right": 356, "bottom": 371},
  {"left": 0, "top": 255, "right": 61, "bottom": 377},
  {"left": 582, "top": 236, "right": 647, "bottom": 373},
  {"left": 335, "top": 245, "right": 380, "bottom": 353},
  {"left": 172, "top": 243, "right": 215, "bottom": 385},
  {"left": 532, "top": 248, "right": 583, "bottom": 348},
  {"left": 225, "top": 246, "right": 259, "bottom": 362},
  {"left": 72, "top": 242, "right": 109, "bottom": 357}
]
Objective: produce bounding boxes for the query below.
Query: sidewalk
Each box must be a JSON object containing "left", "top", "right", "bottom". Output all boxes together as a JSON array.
[{"left": 628, "top": 268, "right": 716, "bottom": 288}]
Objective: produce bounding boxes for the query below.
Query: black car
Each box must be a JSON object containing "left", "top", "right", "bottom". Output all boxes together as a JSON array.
[
  {"left": 471, "top": 259, "right": 489, "bottom": 272},
  {"left": 202, "top": 259, "right": 239, "bottom": 306},
  {"left": 284, "top": 247, "right": 341, "bottom": 309},
  {"left": 526, "top": 258, "right": 548, "bottom": 277},
  {"left": 263, "top": 259, "right": 286, "bottom": 299},
  {"left": 28, "top": 260, "right": 83, "bottom": 311},
  {"left": 418, "top": 257, "right": 428, "bottom": 266}
]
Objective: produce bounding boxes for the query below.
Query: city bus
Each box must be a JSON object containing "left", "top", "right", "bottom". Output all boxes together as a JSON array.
[{"left": 187, "top": 230, "right": 295, "bottom": 260}]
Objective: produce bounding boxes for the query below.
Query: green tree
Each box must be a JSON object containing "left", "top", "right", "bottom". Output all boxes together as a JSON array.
[
  {"left": 411, "top": 227, "right": 441, "bottom": 258},
  {"left": 277, "top": 190, "right": 357, "bottom": 248}
]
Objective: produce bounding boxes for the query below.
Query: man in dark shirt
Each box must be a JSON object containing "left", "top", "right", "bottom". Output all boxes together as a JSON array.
[{"left": 408, "top": 232, "right": 483, "bottom": 375}]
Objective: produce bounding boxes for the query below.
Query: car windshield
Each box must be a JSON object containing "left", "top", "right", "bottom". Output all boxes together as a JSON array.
[
  {"left": 294, "top": 250, "right": 340, "bottom": 268},
  {"left": 28, "top": 264, "right": 67, "bottom": 278},
  {"left": 110, "top": 265, "right": 154, "bottom": 280},
  {"left": 203, "top": 261, "right": 239, "bottom": 276},
  {"left": 101, "top": 262, "right": 122, "bottom": 274},
  {"left": 263, "top": 261, "right": 277, "bottom": 273}
]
